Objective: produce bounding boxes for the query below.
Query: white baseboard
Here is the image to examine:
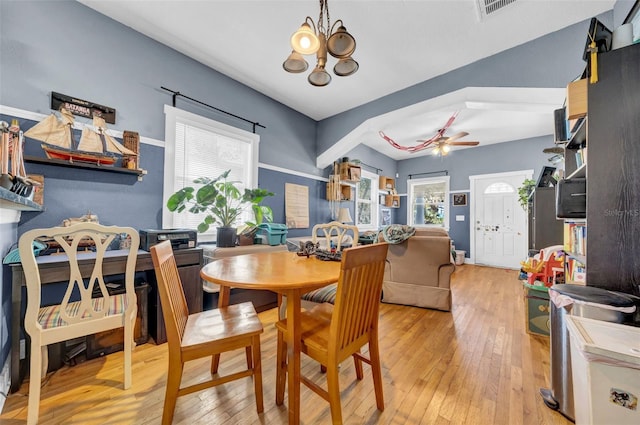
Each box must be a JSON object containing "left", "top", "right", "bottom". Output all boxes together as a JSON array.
[{"left": 0, "top": 353, "right": 10, "bottom": 412}]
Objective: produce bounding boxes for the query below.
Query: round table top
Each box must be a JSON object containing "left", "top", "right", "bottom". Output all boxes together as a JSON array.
[{"left": 200, "top": 250, "right": 341, "bottom": 292}]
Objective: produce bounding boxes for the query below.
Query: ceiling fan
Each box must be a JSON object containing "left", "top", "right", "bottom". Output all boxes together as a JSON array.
[
  {"left": 379, "top": 111, "right": 479, "bottom": 155},
  {"left": 418, "top": 131, "right": 480, "bottom": 156},
  {"left": 543, "top": 144, "right": 565, "bottom": 164}
]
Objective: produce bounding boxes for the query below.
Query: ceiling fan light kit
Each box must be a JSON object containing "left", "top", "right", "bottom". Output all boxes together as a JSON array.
[{"left": 284, "top": 0, "right": 358, "bottom": 87}]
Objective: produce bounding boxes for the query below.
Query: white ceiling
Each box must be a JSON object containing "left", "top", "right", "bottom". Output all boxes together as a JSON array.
[{"left": 79, "top": 0, "right": 615, "bottom": 161}]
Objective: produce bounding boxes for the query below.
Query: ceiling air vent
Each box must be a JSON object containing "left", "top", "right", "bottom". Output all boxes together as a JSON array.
[{"left": 476, "top": 0, "right": 518, "bottom": 20}]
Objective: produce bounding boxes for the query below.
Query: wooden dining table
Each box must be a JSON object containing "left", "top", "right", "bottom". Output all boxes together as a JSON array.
[{"left": 200, "top": 250, "right": 341, "bottom": 424}]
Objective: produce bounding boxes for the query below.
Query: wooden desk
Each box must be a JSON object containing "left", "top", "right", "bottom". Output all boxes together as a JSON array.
[
  {"left": 200, "top": 251, "right": 340, "bottom": 425},
  {"left": 9, "top": 248, "right": 203, "bottom": 393}
]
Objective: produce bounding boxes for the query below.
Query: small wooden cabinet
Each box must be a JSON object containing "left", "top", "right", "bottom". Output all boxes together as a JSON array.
[
  {"left": 338, "top": 162, "right": 361, "bottom": 182},
  {"left": 379, "top": 176, "right": 395, "bottom": 191},
  {"left": 327, "top": 182, "right": 353, "bottom": 201},
  {"left": 379, "top": 176, "right": 400, "bottom": 208},
  {"left": 384, "top": 194, "right": 400, "bottom": 208}
]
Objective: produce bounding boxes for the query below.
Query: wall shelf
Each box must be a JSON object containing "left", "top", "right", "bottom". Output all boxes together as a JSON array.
[
  {"left": 0, "top": 186, "right": 44, "bottom": 211},
  {"left": 379, "top": 176, "right": 395, "bottom": 191},
  {"left": 567, "top": 163, "right": 586, "bottom": 179},
  {"left": 24, "top": 155, "right": 148, "bottom": 179}
]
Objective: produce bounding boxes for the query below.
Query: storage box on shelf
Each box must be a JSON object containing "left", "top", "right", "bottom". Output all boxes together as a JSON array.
[
  {"left": 379, "top": 176, "right": 395, "bottom": 191},
  {"left": 326, "top": 176, "right": 353, "bottom": 201},
  {"left": 338, "top": 162, "right": 361, "bottom": 182},
  {"left": 384, "top": 194, "right": 400, "bottom": 208},
  {"left": 566, "top": 78, "right": 587, "bottom": 120}
]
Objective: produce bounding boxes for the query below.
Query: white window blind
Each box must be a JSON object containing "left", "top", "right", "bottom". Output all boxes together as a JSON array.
[{"left": 163, "top": 105, "right": 259, "bottom": 242}]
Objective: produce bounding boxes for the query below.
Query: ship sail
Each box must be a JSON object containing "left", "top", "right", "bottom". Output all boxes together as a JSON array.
[
  {"left": 24, "top": 108, "right": 75, "bottom": 149},
  {"left": 78, "top": 116, "right": 137, "bottom": 156}
]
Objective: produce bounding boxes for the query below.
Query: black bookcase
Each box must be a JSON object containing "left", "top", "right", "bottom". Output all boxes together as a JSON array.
[
  {"left": 528, "top": 187, "right": 564, "bottom": 251},
  {"left": 585, "top": 43, "right": 640, "bottom": 296}
]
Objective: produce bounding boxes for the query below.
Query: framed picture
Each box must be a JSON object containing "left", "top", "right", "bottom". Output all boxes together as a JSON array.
[
  {"left": 453, "top": 193, "right": 467, "bottom": 207},
  {"left": 380, "top": 208, "right": 391, "bottom": 226}
]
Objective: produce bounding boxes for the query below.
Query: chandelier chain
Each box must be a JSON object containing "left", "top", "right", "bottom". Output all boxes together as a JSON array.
[{"left": 318, "top": 0, "right": 331, "bottom": 37}]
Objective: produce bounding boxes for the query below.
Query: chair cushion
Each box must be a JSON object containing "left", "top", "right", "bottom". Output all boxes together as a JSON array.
[
  {"left": 301, "top": 283, "right": 337, "bottom": 304},
  {"left": 38, "top": 294, "right": 128, "bottom": 329}
]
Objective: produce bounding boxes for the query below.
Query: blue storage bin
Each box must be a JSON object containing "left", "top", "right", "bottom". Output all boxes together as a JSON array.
[{"left": 256, "top": 223, "right": 288, "bottom": 246}]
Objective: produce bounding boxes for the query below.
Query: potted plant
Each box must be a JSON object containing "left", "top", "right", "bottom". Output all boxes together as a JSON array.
[
  {"left": 166, "top": 170, "right": 274, "bottom": 247},
  {"left": 518, "top": 178, "right": 536, "bottom": 211}
]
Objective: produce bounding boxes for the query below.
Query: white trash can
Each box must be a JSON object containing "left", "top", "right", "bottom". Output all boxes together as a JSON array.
[
  {"left": 455, "top": 250, "right": 465, "bottom": 265},
  {"left": 566, "top": 315, "right": 640, "bottom": 425}
]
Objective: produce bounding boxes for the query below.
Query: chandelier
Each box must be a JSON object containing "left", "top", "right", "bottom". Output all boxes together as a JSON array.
[{"left": 282, "top": 0, "right": 358, "bottom": 86}]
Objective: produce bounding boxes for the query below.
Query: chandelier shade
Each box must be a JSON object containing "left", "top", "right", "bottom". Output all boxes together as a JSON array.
[
  {"left": 290, "top": 21, "right": 320, "bottom": 55},
  {"left": 283, "top": 0, "right": 357, "bottom": 87},
  {"left": 309, "top": 65, "right": 332, "bottom": 86},
  {"left": 333, "top": 57, "right": 359, "bottom": 76},
  {"left": 283, "top": 51, "right": 309, "bottom": 73},
  {"left": 327, "top": 23, "right": 356, "bottom": 58}
]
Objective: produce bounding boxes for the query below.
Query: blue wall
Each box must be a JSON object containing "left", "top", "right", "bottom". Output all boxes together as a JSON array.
[
  {"left": 0, "top": 0, "right": 396, "bottom": 374},
  {"left": 0, "top": 0, "right": 634, "bottom": 377}
]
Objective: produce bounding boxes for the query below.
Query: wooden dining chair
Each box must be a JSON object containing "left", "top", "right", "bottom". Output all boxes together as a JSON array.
[
  {"left": 279, "top": 221, "right": 359, "bottom": 318},
  {"left": 19, "top": 222, "right": 139, "bottom": 425},
  {"left": 275, "top": 243, "right": 389, "bottom": 424},
  {"left": 150, "top": 240, "right": 264, "bottom": 424}
]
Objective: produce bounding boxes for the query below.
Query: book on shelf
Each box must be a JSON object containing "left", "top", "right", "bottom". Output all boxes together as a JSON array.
[
  {"left": 564, "top": 221, "right": 587, "bottom": 255},
  {"left": 574, "top": 147, "right": 587, "bottom": 168},
  {"left": 566, "top": 256, "right": 587, "bottom": 284}
]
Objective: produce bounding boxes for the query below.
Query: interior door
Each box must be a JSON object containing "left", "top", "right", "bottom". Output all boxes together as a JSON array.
[{"left": 472, "top": 172, "right": 530, "bottom": 268}]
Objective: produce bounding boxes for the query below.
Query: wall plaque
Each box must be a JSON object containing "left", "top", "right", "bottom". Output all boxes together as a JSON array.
[{"left": 51, "top": 91, "right": 116, "bottom": 124}]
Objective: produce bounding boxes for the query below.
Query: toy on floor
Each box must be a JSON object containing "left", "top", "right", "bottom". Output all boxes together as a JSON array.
[{"left": 521, "top": 245, "right": 564, "bottom": 287}]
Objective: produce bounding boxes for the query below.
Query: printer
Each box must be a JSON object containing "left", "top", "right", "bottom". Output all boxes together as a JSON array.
[{"left": 139, "top": 229, "right": 197, "bottom": 251}]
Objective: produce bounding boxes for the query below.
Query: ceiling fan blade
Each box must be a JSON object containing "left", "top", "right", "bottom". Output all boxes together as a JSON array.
[
  {"left": 543, "top": 146, "right": 565, "bottom": 154},
  {"left": 448, "top": 141, "right": 480, "bottom": 146},
  {"left": 445, "top": 131, "right": 469, "bottom": 142}
]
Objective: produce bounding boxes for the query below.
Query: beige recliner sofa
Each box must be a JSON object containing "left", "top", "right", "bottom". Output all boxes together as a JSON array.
[{"left": 381, "top": 227, "right": 455, "bottom": 311}]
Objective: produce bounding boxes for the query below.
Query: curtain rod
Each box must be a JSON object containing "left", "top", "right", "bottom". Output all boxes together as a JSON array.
[
  {"left": 161, "top": 86, "right": 266, "bottom": 133},
  {"left": 408, "top": 170, "right": 448, "bottom": 179},
  {"left": 358, "top": 161, "right": 383, "bottom": 174}
]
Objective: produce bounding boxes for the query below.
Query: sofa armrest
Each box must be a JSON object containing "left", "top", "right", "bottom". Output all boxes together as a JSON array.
[{"left": 438, "top": 263, "right": 456, "bottom": 290}]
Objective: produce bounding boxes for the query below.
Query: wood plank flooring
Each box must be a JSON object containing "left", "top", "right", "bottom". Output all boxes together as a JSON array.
[{"left": 1, "top": 264, "right": 572, "bottom": 424}]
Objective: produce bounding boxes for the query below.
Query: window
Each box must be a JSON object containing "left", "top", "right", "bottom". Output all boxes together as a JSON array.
[
  {"left": 355, "top": 169, "right": 379, "bottom": 231},
  {"left": 407, "top": 176, "right": 450, "bottom": 229},
  {"left": 485, "top": 182, "right": 514, "bottom": 194},
  {"left": 162, "top": 105, "right": 259, "bottom": 242}
]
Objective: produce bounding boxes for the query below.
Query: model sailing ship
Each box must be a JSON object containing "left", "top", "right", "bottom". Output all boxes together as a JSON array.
[{"left": 24, "top": 107, "right": 137, "bottom": 166}]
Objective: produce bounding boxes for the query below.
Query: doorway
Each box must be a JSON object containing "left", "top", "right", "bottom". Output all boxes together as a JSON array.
[{"left": 469, "top": 170, "right": 533, "bottom": 269}]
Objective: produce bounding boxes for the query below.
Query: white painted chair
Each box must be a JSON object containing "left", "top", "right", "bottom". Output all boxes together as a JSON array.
[
  {"left": 279, "top": 221, "right": 359, "bottom": 318},
  {"left": 18, "top": 222, "right": 139, "bottom": 425}
]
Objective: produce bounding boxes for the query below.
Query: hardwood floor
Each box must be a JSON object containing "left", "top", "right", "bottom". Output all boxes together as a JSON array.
[{"left": 1, "top": 264, "right": 572, "bottom": 424}]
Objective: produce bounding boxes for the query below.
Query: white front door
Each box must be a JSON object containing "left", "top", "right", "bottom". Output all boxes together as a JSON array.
[{"left": 470, "top": 170, "right": 532, "bottom": 269}]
